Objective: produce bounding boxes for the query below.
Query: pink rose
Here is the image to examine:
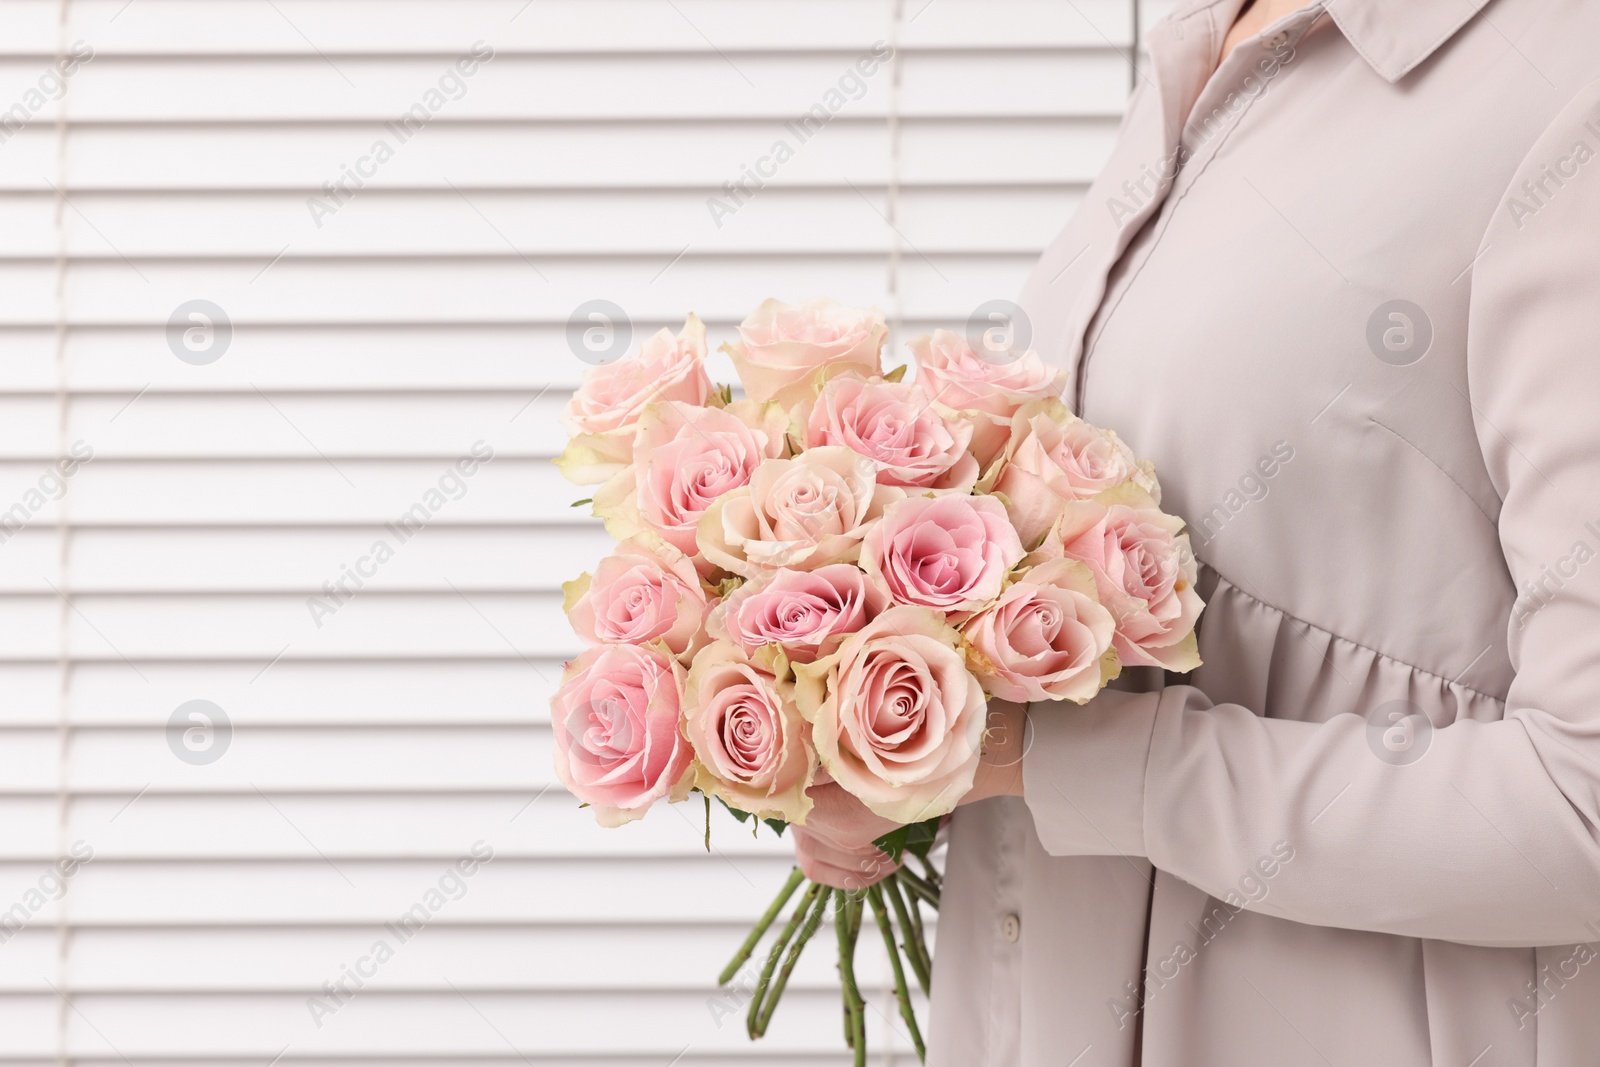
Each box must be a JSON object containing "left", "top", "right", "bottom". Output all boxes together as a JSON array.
[
  {"left": 793, "top": 606, "right": 985, "bottom": 823},
  {"left": 1046, "top": 485, "right": 1203, "bottom": 672},
  {"left": 591, "top": 400, "right": 787, "bottom": 560},
  {"left": 556, "top": 314, "right": 713, "bottom": 485},
  {"left": 708, "top": 564, "right": 887, "bottom": 664},
  {"left": 550, "top": 643, "right": 695, "bottom": 827},
  {"left": 682, "top": 642, "right": 815, "bottom": 822},
  {"left": 981, "top": 399, "right": 1160, "bottom": 547},
  {"left": 962, "top": 559, "right": 1119, "bottom": 703},
  {"left": 563, "top": 537, "right": 711, "bottom": 662},
  {"left": 860, "top": 494, "right": 1023, "bottom": 614},
  {"left": 805, "top": 374, "right": 980, "bottom": 492},
  {"left": 696, "top": 447, "right": 903, "bottom": 578},
  {"left": 909, "top": 330, "right": 1068, "bottom": 470},
  {"left": 723, "top": 298, "right": 887, "bottom": 406}
]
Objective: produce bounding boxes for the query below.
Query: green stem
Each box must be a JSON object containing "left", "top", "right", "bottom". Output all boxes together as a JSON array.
[
  {"left": 754, "top": 884, "right": 831, "bottom": 1037},
  {"left": 882, "top": 874, "right": 931, "bottom": 997},
  {"left": 897, "top": 867, "right": 941, "bottom": 910},
  {"left": 719, "top": 867, "right": 806, "bottom": 986},
  {"left": 835, "top": 890, "right": 866, "bottom": 1063},
  {"left": 868, "top": 884, "right": 926, "bottom": 1060},
  {"left": 906, "top": 888, "right": 929, "bottom": 978},
  {"left": 846, "top": 893, "right": 867, "bottom": 1061},
  {"left": 747, "top": 881, "right": 821, "bottom": 1039},
  {"left": 915, "top": 852, "right": 943, "bottom": 891}
]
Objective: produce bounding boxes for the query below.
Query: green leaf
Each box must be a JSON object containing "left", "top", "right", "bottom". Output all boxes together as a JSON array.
[
  {"left": 873, "top": 816, "right": 941, "bottom": 862},
  {"left": 872, "top": 825, "right": 911, "bottom": 862},
  {"left": 714, "top": 794, "right": 752, "bottom": 823},
  {"left": 762, "top": 818, "right": 787, "bottom": 838},
  {"left": 901, "top": 816, "right": 942, "bottom": 861},
  {"left": 571, "top": 498, "right": 593, "bottom": 507}
]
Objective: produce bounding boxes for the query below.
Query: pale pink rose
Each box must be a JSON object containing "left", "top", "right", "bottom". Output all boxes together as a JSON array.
[
  {"left": 708, "top": 564, "right": 887, "bottom": 664},
  {"left": 682, "top": 642, "right": 815, "bottom": 823},
  {"left": 591, "top": 400, "right": 787, "bottom": 560},
  {"left": 562, "top": 537, "right": 711, "bottom": 662},
  {"left": 981, "top": 399, "right": 1160, "bottom": 547},
  {"left": 696, "top": 447, "right": 903, "bottom": 578},
  {"left": 1046, "top": 485, "right": 1203, "bottom": 672},
  {"left": 860, "top": 494, "right": 1023, "bottom": 614},
  {"left": 722, "top": 298, "right": 887, "bottom": 406},
  {"left": 556, "top": 314, "right": 713, "bottom": 485},
  {"left": 962, "top": 559, "right": 1119, "bottom": 702},
  {"left": 805, "top": 374, "right": 980, "bottom": 492},
  {"left": 550, "top": 643, "right": 695, "bottom": 827},
  {"left": 793, "top": 606, "right": 985, "bottom": 823},
  {"left": 909, "top": 330, "right": 1068, "bottom": 470}
]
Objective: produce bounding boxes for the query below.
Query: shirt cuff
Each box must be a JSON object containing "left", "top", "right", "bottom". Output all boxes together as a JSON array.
[{"left": 1021, "top": 687, "right": 1159, "bottom": 858}]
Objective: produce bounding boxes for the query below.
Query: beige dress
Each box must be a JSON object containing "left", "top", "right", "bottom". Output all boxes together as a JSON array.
[{"left": 928, "top": 0, "right": 1600, "bottom": 1064}]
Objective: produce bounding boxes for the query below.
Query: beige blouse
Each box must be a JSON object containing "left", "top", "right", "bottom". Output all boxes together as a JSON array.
[{"left": 928, "top": 0, "right": 1600, "bottom": 1064}]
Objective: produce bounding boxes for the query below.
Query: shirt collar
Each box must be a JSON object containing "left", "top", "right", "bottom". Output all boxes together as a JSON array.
[
  {"left": 1158, "top": 0, "right": 1493, "bottom": 84},
  {"left": 1320, "top": 0, "right": 1493, "bottom": 82}
]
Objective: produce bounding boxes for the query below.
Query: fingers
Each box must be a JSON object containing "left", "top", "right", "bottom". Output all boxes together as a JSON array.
[
  {"left": 793, "top": 825, "right": 899, "bottom": 890},
  {"left": 802, "top": 781, "right": 898, "bottom": 853}
]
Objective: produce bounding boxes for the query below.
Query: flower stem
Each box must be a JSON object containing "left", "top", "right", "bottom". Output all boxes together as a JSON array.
[
  {"left": 719, "top": 866, "right": 806, "bottom": 986},
  {"left": 867, "top": 884, "right": 926, "bottom": 1060},
  {"left": 906, "top": 887, "right": 929, "bottom": 972},
  {"left": 835, "top": 890, "right": 867, "bottom": 1066},
  {"left": 848, "top": 893, "right": 868, "bottom": 1058},
  {"left": 746, "top": 880, "right": 820, "bottom": 1039},
  {"left": 754, "top": 883, "right": 831, "bottom": 1037},
  {"left": 914, "top": 852, "right": 943, "bottom": 891},
  {"left": 896, "top": 866, "right": 941, "bottom": 910},
  {"left": 882, "top": 874, "right": 931, "bottom": 997}
]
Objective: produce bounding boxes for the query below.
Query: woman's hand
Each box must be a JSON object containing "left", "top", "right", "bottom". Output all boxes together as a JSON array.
[
  {"left": 791, "top": 701, "right": 1030, "bottom": 888},
  {"left": 790, "top": 779, "right": 902, "bottom": 889}
]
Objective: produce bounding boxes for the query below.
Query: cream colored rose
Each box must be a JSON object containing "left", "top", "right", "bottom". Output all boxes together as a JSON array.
[
  {"left": 908, "top": 329, "right": 1068, "bottom": 470},
  {"left": 805, "top": 373, "right": 980, "bottom": 493},
  {"left": 696, "top": 447, "right": 903, "bottom": 578},
  {"left": 722, "top": 298, "right": 887, "bottom": 407},
  {"left": 979, "top": 399, "right": 1159, "bottom": 547},
  {"left": 682, "top": 642, "right": 815, "bottom": 824},
  {"left": 562, "top": 536, "right": 711, "bottom": 663},
  {"left": 591, "top": 400, "right": 788, "bottom": 563},
  {"left": 556, "top": 314, "right": 712, "bottom": 485},
  {"left": 793, "top": 605, "right": 985, "bottom": 823},
  {"left": 961, "top": 558, "right": 1119, "bottom": 703},
  {"left": 1042, "top": 484, "right": 1203, "bottom": 673}
]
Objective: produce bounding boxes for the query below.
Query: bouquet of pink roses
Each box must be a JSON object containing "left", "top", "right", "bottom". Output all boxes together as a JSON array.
[{"left": 551, "top": 298, "right": 1203, "bottom": 1062}]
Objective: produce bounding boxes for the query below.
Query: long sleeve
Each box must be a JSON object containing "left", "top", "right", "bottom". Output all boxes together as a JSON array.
[{"left": 1023, "top": 80, "right": 1600, "bottom": 949}]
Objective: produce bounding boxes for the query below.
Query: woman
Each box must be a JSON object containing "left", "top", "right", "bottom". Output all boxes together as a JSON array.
[{"left": 791, "top": 0, "right": 1600, "bottom": 1063}]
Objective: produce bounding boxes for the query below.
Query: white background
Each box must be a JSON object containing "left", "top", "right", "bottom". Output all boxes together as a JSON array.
[{"left": 0, "top": 1, "right": 1165, "bottom": 1062}]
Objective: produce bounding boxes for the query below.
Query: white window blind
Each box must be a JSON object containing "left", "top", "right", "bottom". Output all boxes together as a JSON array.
[{"left": 0, "top": 1, "right": 1141, "bottom": 1062}]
